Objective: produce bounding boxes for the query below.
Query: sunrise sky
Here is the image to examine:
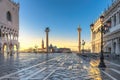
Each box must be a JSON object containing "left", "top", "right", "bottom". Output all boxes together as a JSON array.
[{"left": 14, "top": 0, "right": 112, "bottom": 50}]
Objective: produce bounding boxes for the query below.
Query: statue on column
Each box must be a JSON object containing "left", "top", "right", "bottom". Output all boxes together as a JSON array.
[
  {"left": 45, "top": 27, "right": 50, "bottom": 53},
  {"left": 77, "top": 25, "right": 81, "bottom": 53}
]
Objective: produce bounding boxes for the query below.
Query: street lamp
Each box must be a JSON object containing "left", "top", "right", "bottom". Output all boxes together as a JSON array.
[
  {"left": 98, "top": 15, "right": 111, "bottom": 68},
  {"left": 90, "top": 24, "right": 94, "bottom": 31},
  {"left": 98, "top": 15, "right": 106, "bottom": 68},
  {"left": 82, "top": 40, "right": 85, "bottom": 54},
  {"left": 106, "top": 20, "right": 111, "bottom": 27}
]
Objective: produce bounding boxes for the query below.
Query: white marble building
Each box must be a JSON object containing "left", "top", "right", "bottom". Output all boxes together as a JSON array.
[
  {"left": 0, "top": 0, "right": 19, "bottom": 54},
  {"left": 90, "top": 18, "right": 102, "bottom": 53},
  {"left": 103, "top": 0, "right": 120, "bottom": 55}
]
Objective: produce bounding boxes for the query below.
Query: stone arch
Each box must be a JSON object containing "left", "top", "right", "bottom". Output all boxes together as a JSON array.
[
  {"left": 14, "top": 44, "right": 17, "bottom": 52},
  {"left": 13, "top": 44, "right": 19, "bottom": 53},
  {"left": 9, "top": 43, "right": 14, "bottom": 55},
  {"left": 3, "top": 43, "right": 7, "bottom": 54},
  {"left": 9, "top": 43, "right": 13, "bottom": 50},
  {"left": 15, "top": 34, "right": 18, "bottom": 40}
]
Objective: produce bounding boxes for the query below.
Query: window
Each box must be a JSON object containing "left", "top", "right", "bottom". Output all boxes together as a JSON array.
[
  {"left": 7, "top": 11, "right": 12, "bottom": 22},
  {"left": 114, "top": 14, "right": 116, "bottom": 26},
  {"left": 113, "top": 42, "right": 116, "bottom": 53}
]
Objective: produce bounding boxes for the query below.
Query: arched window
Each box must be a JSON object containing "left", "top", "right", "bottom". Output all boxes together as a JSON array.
[{"left": 7, "top": 11, "right": 12, "bottom": 22}]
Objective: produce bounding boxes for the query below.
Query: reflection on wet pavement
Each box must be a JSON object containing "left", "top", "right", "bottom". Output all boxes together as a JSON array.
[{"left": 0, "top": 53, "right": 119, "bottom": 80}]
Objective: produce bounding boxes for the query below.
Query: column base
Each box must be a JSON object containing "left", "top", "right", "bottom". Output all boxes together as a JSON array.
[{"left": 98, "top": 60, "right": 106, "bottom": 68}]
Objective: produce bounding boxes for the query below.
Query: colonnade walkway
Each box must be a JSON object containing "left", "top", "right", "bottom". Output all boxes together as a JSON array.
[{"left": 0, "top": 53, "right": 119, "bottom": 80}]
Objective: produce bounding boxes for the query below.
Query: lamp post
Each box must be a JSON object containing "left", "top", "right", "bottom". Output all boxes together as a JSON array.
[
  {"left": 98, "top": 15, "right": 106, "bottom": 68},
  {"left": 82, "top": 40, "right": 85, "bottom": 54},
  {"left": 98, "top": 15, "right": 111, "bottom": 68}
]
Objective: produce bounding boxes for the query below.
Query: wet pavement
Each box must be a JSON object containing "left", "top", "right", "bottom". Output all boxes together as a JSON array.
[{"left": 0, "top": 53, "right": 119, "bottom": 80}]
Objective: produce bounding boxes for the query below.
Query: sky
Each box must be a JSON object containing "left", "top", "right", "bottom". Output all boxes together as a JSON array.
[{"left": 14, "top": 0, "right": 112, "bottom": 50}]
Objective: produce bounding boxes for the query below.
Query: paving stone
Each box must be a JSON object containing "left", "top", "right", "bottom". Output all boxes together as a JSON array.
[{"left": 0, "top": 53, "right": 119, "bottom": 80}]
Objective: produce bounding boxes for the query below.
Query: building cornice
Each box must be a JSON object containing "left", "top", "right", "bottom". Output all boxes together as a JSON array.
[
  {"left": 8, "top": 0, "right": 19, "bottom": 8},
  {"left": 104, "top": 0, "right": 120, "bottom": 17}
]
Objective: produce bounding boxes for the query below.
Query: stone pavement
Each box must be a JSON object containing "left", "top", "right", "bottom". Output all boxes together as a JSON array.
[{"left": 0, "top": 53, "right": 119, "bottom": 80}]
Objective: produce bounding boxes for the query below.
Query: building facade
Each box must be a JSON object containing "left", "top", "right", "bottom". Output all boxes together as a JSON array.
[
  {"left": 90, "top": 18, "right": 102, "bottom": 53},
  {"left": 91, "top": 0, "right": 120, "bottom": 55},
  {"left": 103, "top": 0, "right": 120, "bottom": 55},
  {"left": 0, "top": 0, "right": 19, "bottom": 54}
]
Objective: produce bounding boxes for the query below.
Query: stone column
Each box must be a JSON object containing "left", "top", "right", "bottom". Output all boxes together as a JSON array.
[
  {"left": 0, "top": 43, "right": 2, "bottom": 54},
  {"left": 11, "top": 34, "right": 13, "bottom": 40},
  {"left": 116, "top": 12, "right": 119, "bottom": 25},
  {"left": 0, "top": 30, "right": 2, "bottom": 54},
  {"left": 9, "top": 44, "right": 13, "bottom": 56},
  {"left": 93, "top": 44, "right": 94, "bottom": 53},
  {"left": 116, "top": 39, "right": 119, "bottom": 55},
  {"left": 1, "top": 30, "right": 3, "bottom": 40},
  {"left": 111, "top": 16, "right": 114, "bottom": 27},
  {"left": 17, "top": 35, "right": 19, "bottom": 41},
  {"left": 91, "top": 31, "right": 93, "bottom": 53},
  {"left": 114, "top": 14, "right": 117, "bottom": 26},
  {"left": 16, "top": 44, "right": 19, "bottom": 54},
  {"left": 118, "top": 11, "right": 120, "bottom": 24},
  {"left": 6, "top": 33, "right": 10, "bottom": 54},
  {"left": 45, "top": 27, "right": 50, "bottom": 53},
  {"left": 77, "top": 26, "right": 81, "bottom": 53},
  {"left": 111, "top": 40, "right": 114, "bottom": 54},
  {"left": 6, "top": 44, "right": 9, "bottom": 54},
  {"left": 5, "top": 32, "right": 7, "bottom": 41},
  {"left": 16, "top": 35, "right": 18, "bottom": 40},
  {"left": 13, "top": 34, "right": 14, "bottom": 40},
  {"left": 0, "top": 29, "right": 1, "bottom": 39},
  {"left": 4, "top": 33, "right": 6, "bottom": 40},
  {"left": 1, "top": 44, "right": 4, "bottom": 54},
  {"left": 46, "top": 32, "right": 48, "bottom": 53},
  {"left": 14, "top": 35, "right": 16, "bottom": 40},
  {"left": 10, "top": 34, "right": 11, "bottom": 40}
]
